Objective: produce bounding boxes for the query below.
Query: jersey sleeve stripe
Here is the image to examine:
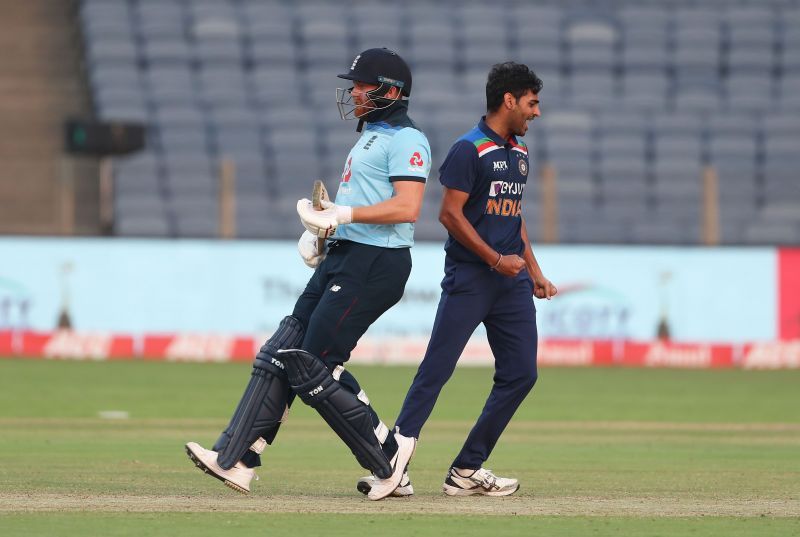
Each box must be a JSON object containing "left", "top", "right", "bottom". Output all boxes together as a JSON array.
[{"left": 389, "top": 175, "right": 427, "bottom": 183}]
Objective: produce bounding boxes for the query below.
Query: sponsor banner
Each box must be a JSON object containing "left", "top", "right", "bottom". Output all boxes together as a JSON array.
[
  {"left": 742, "top": 341, "right": 800, "bottom": 370},
  {"left": 3, "top": 330, "right": 134, "bottom": 360},
  {"left": 0, "top": 330, "right": 12, "bottom": 355},
  {"left": 622, "top": 341, "right": 735, "bottom": 369},
  {"left": 538, "top": 340, "right": 608, "bottom": 367},
  {"left": 778, "top": 249, "right": 800, "bottom": 340},
  {"left": 4, "top": 330, "right": 797, "bottom": 369},
  {"left": 142, "top": 334, "right": 254, "bottom": 363},
  {"left": 0, "top": 238, "right": 778, "bottom": 344}
]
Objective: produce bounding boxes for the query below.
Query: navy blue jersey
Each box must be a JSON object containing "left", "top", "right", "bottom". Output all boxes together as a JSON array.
[{"left": 438, "top": 117, "right": 530, "bottom": 264}]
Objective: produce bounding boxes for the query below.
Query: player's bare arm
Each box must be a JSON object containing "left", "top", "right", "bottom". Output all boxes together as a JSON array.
[
  {"left": 520, "top": 217, "right": 557, "bottom": 300},
  {"left": 351, "top": 180, "right": 425, "bottom": 224},
  {"left": 439, "top": 186, "right": 525, "bottom": 277}
]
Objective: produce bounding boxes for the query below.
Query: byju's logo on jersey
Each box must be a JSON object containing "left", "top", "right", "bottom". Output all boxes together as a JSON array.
[
  {"left": 486, "top": 180, "right": 525, "bottom": 217},
  {"left": 489, "top": 181, "right": 525, "bottom": 197},
  {"left": 493, "top": 161, "right": 508, "bottom": 172},
  {"left": 408, "top": 151, "right": 425, "bottom": 172}
]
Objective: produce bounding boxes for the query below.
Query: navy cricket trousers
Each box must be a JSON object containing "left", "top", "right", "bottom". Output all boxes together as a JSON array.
[
  {"left": 293, "top": 240, "right": 411, "bottom": 367},
  {"left": 395, "top": 261, "right": 538, "bottom": 470}
]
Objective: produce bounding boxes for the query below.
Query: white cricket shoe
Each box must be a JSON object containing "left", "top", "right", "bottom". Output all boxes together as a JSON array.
[
  {"left": 366, "top": 430, "right": 416, "bottom": 501},
  {"left": 357, "top": 472, "right": 414, "bottom": 497},
  {"left": 185, "top": 441, "right": 257, "bottom": 494},
  {"left": 442, "top": 467, "right": 519, "bottom": 497}
]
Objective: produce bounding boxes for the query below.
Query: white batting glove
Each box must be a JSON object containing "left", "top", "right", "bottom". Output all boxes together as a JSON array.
[
  {"left": 296, "top": 198, "right": 353, "bottom": 239},
  {"left": 297, "top": 230, "right": 325, "bottom": 268}
]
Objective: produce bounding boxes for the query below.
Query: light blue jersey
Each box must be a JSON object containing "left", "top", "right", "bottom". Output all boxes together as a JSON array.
[{"left": 332, "top": 119, "right": 431, "bottom": 248}]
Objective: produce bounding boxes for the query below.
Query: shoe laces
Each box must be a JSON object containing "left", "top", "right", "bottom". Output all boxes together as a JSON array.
[{"left": 470, "top": 468, "right": 499, "bottom": 491}]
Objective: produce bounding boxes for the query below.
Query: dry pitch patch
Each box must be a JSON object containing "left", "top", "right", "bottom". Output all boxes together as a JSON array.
[{"left": 1, "top": 493, "right": 798, "bottom": 518}]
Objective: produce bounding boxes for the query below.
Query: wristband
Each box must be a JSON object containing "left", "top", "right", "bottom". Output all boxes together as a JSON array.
[
  {"left": 336, "top": 205, "right": 353, "bottom": 225},
  {"left": 489, "top": 253, "right": 502, "bottom": 271}
]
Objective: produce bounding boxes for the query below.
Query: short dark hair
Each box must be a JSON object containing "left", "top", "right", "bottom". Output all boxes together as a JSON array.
[{"left": 485, "top": 62, "right": 543, "bottom": 112}]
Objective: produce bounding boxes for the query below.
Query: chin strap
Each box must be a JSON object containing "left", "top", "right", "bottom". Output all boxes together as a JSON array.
[{"left": 356, "top": 119, "right": 365, "bottom": 133}]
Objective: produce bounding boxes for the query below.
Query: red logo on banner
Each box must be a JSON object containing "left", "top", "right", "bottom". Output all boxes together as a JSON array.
[{"left": 779, "top": 249, "right": 800, "bottom": 339}]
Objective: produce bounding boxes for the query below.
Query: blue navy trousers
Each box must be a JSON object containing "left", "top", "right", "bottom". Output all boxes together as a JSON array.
[{"left": 395, "top": 260, "right": 538, "bottom": 470}]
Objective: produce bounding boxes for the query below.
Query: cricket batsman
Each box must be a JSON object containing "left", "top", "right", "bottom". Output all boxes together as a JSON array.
[{"left": 185, "top": 47, "right": 430, "bottom": 498}]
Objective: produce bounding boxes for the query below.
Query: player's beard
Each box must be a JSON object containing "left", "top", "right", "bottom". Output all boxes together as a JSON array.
[
  {"left": 354, "top": 98, "right": 372, "bottom": 118},
  {"left": 515, "top": 116, "right": 529, "bottom": 137},
  {"left": 515, "top": 113, "right": 536, "bottom": 137}
]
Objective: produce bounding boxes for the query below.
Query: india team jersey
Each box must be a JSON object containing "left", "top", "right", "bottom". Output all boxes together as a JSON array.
[
  {"left": 333, "top": 119, "right": 431, "bottom": 248},
  {"left": 439, "top": 117, "right": 530, "bottom": 264}
]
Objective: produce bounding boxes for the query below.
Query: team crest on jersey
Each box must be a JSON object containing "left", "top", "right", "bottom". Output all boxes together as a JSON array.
[
  {"left": 408, "top": 151, "right": 425, "bottom": 172},
  {"left": 518, "top": 158, "right": 528, "bottom": 176},
  {"left": 342, "top": 156, "right": 352, "bottom": 182}
]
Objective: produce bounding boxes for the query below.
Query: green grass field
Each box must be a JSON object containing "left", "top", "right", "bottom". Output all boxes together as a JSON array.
[{"left": 1, "top": 359, "right": 799, "bottom": 536}]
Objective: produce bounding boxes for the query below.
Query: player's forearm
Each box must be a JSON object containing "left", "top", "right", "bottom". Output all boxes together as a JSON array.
[
  {"left": 520, "top": 218, "right": 544, "bottom": 279},
  {"left": 440, "top": 207, "right": 499, "bottom": 266},
  {"left": 351, "top": 195, "right": 421, "bottom": 224}
]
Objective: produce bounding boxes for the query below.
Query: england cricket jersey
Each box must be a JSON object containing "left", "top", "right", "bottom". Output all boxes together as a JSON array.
[
  {"left": 333, "top": 108, "right": 431, "bottom": 248},
  {"left": 439, "top": 117, "right": 531, "bottom": 264}
]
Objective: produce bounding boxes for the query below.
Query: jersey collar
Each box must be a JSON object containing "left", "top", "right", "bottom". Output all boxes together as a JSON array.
[{"left": 478, "top": 116, "right": 519, "bottom": 147}]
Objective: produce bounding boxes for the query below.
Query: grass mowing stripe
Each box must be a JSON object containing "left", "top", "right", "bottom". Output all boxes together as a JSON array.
[
  {"left": 1, "top": 513, "right": 798, "bottom": 537},
  {"left": 1, "top": 360, "right": 798, "bottom": 535}
]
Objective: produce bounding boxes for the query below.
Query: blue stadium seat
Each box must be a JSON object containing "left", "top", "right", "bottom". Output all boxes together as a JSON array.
[
  {"left": 98, "top": 102, "right": 149, "bottom": 123},
  {"left": 778, "top": 74, "right": 800, "bottom": 109},
  {"left": 596, "top": 110, "right": 649, "bottom": 136},
  {"left": 142, "top": 38, "right": 192, "bottom": 66},
  {"left": 674, "top": 81, "right": 722, "bottom": 113},
  {"left": 115, "top": 214, "right": 171, "bottom": 237},
  {"left": 726, "top": 43, "right": 775, "bottom": 76},
  {"left": 762, "top": 113, "right": 800, "bottom": 137},
  {"left": 621, "top": 44, "right": 668, "bottom": 75},
  {"left": 565, "top": 19, "right": 618, "bottom": 74},
  {"left": 569, "top": 72, "right": 617, "bottom": 111},
  {"left": 408, "top": 22, "right": 457, "bottom": 68},
  {"left": 86, "top": 35, "right": 138, "bottom": 67},
  {"left": 355, "top": 21, "right": 403, "bottom": 53},
  {"left": 724, "top": 74, "right": 774, "bottom": 112},
  {"left": 654, "top": 134, "right": 703, "bottom": 164},
  {"left": 652, "top": 112, "right": 703, "bottom": 137},
  {"left": 744, "top": 221, "right": 800, "bottom": 245},
  {"left": 623, "top": 72, "right": 669, "bottom": 111},
  {"left": 77, "top": 0, "right": 795, "bottom": 243},
  {"left": 620, "top": 6, "right": 669, "bottom": 51}
]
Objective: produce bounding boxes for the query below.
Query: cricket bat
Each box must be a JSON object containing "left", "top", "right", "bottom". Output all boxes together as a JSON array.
[{"left": 311, "top": 180, "right": 329, "bottom": 253}]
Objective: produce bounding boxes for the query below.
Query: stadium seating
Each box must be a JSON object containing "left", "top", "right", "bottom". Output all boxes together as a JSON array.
[{"left": 78, "top": 0, "right": 800, "bottom": 245}]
